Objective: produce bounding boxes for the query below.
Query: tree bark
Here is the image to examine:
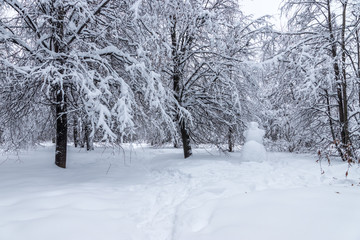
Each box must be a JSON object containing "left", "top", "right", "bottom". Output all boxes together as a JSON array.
[
  {"left": 327, "top": 0, "right": 349, "bottom": 148},
  {"left": 325, "top": 89, "right": 344, "bottom": 160},
  {"left": 73, "top": 116, "right": 78, "bottom": 148},
  {"left": 171, "top": 15, "right": 192, "bottom": 158},
  {"left": 228, "top": 127, "right": 234, "bottom": 152},
  {"left": 55, "top": 92, "right": 67, "bottom": 168},
  {"left": 340, "top": 1, "right": 350, "bottom": 146},
  {"left": 356, "top": 27, "right": 360, "bottom": 107},
  {"left": 180, "top": 120, "right": 192, "bottom": 158},
  {"left": 54, "top": 5, "right": 67, "bottom": 168},
  {"left": 84, "top": 123, "right": 94, "bottom": 151},
  {"left": 354, "top": 25, "right": 360, "bottom": 108}
]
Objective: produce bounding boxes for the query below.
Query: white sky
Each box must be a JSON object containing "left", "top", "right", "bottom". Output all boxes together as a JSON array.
[{"left": 240, "top": 0, "right": 284, "bottom": 28}]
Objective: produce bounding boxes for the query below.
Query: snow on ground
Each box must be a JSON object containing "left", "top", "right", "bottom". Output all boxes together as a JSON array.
[{"left": 0, "top": 144, "right": 359, "bottom": 240}]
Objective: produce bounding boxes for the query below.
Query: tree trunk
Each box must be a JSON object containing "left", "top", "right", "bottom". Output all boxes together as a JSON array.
[
  {"left": 325, "top": 89, "right": 344, "bottom": 160},
  {"left": 170, "top": 15, "right": 192, "bottom": 158},
  {"left": 180, "top": 120, "right": 192, "bottom": 158},
  {"left": 356, "top": 27, "right": 360, "bottom": 108},
  {"left": 0, "top": 128, "right": 3, "bottom": 144},
  {"left": 53, "top": 4, "right": 67, "bottom": 168},
  {"left": 327, "top": 0, "right": 349, "bottom": 149},
  {"left": 228, "top": 127, "right": 234, "bottom": 152},
  {"left": 340, "top": 1, "right": 350, "bottom": 147},
  {"left": 84, "top": 123, "right": 93, "bottom": 151},
  {"left": 55, "top": 92, "right": 67, "bottom": 168},
  {"left": 73, "top": 116, "right": 78, "bottom": 148}
]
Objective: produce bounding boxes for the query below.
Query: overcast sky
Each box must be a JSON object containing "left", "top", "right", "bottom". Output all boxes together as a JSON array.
[{"left": 240, "top": 0, "right": 284, "bottom": 28}]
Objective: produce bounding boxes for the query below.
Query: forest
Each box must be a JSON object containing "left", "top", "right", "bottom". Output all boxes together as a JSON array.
[
  {"left": 1, "top": 1, "right": 360, "bottom": 240},
  {"left": 1, "top": 0, "right": 359, "bottom": 166}
]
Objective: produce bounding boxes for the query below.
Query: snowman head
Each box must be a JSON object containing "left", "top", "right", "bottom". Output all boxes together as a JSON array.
[{"left": 248, "top": 122, "right": 259, "bottom": 130}]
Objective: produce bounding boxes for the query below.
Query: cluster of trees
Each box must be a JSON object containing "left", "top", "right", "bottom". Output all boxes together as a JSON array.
[
  {"left": 0, "top": 0, "right": 265, "bottom": 168},
  {"left": 264, "top": 0, "right": 360, "bottom": 163},
  {"left": 1, "top": 0, "right": 359, "bottom": 168}
]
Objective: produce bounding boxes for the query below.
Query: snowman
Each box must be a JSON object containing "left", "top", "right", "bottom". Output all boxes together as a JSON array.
[{"left": 241, "top": 122, "right": 267, "bottom": 162}]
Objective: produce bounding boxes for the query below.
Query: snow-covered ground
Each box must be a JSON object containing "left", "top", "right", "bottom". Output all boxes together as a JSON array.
[{"left": 0, "top": 144, "right": 359, "bottom": 240}]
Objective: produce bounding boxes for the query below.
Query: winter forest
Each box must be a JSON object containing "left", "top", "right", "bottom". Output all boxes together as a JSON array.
[{"left": 1, "top": 0, "right": 360, "bottom": 240}]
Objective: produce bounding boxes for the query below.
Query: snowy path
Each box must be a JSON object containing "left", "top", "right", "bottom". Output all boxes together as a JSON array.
[{"left": 0, "top": 145, "right": 359, "bottom": 240}]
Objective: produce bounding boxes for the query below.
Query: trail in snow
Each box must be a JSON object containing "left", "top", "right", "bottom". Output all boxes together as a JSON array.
[
  {"left": 133, "top": 148, "right": 360, "bottom": 240},
  {"left": 0, "top": 145, "right": 359, "bottom": 240}
]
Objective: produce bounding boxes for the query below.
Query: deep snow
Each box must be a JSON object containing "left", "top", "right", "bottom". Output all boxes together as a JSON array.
[{"left": 0, "top": 144, "right": 359, "bottom": 240}]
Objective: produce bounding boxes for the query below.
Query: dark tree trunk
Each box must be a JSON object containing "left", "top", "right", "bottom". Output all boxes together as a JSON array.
[
  {"left": 73, "top": 116, "right": 78, "bottom": 148},
  {"left": 328, "top": 9, "right": 346, "bottom": 146},
  {"left": 228, "top": 127, "right": 234, "bottom": 152},
  {"left": 55, "top": 92, "right": 67, "bottom": 168},
  {"left": 0, "top": 129, "right": 3, "bottom": 143},
  {"left": 79, "top": 119, "right": 85, "bottom": 148},
  {"left": 325, "top": 89, "right": 344, "bottom": 160},
  {"left": 53, "top": 4, "right": 67, "bottom": 168},
  {"left": 327, "top": 0, "right": 350, "bottom": 154},
  {"left": 356, "top": 27, "right": 360, "bottom": 108},
  {"left": 180, "top": 120, "right": 192, "bottom": 158},
  {"left": 340, "top": 2, "right": 350, "bottom": 147},
  {"left": 170, "top": 15, "right": 192, "bottom": 158},
  {"left": 84, "top": 123, "right": 93, "bottom": 151},
  {"left": 169, "top": 12, "right": 198, "bottom": 158}
]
